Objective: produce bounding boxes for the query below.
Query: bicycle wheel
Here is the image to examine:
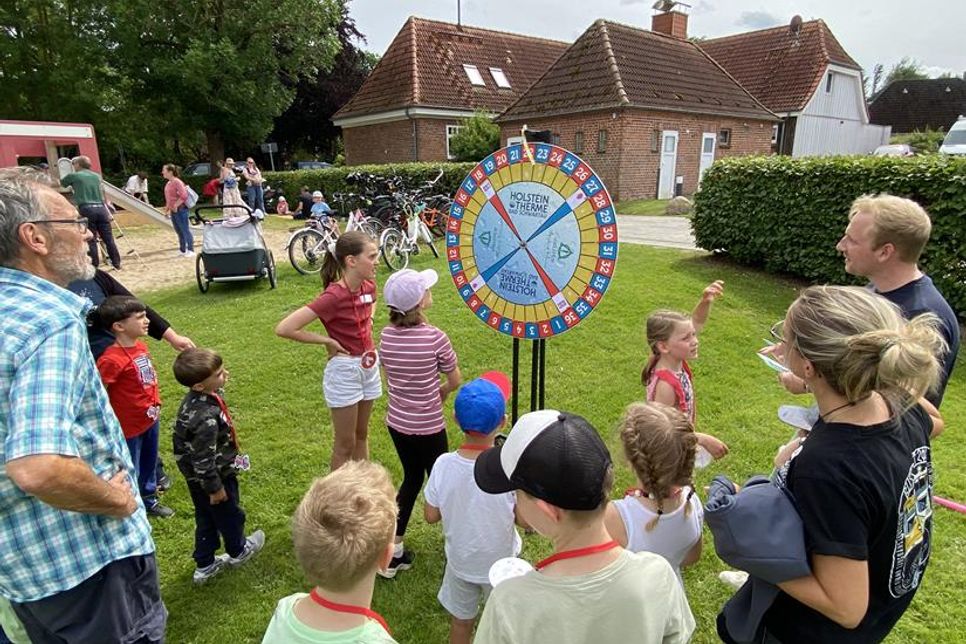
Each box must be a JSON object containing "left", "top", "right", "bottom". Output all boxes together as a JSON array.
[
  {"left": 288, "top": 229, "right": 327, "bottom": 275},
  {"left": 380, "top": 228, "right": 410, "bottom": 271}
]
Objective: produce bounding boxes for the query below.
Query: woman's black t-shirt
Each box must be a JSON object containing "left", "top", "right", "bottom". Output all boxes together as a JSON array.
[{"left": 764, "top": 403, "right": 933, "bottom": 643}]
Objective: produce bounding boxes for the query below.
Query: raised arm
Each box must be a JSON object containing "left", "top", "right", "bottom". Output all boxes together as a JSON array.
[
  {"left": 691, "top": 280, "right": 724, "bottom": 334},
  {"left": 275, "top": 306, "right": 346, "bottom": 356}
]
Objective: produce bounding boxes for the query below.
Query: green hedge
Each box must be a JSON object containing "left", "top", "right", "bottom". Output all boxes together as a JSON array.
[{"left": 692, "top": 155, "right": 966, "bottom": 320}]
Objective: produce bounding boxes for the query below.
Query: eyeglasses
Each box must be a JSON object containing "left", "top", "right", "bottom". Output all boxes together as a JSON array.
[
  {"left": 27, "top": 217, "right": 89, "bottom": 232},
  {"left": 769, "top": 320, "right": 785, "bottom": 343}
]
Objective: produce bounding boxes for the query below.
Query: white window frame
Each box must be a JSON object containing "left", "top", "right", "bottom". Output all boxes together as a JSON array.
[
  {"left": 489, "top": 67, "right": 511, "bottom": 88},
  {"left": 771, "top": 124, "right": 779, "bottom": 145},
  {"left": 446, "top": 124, "right": 464, "bottom": 160},
  {"left": 463, "top": 64, "right": 486, "bottom": 87}
]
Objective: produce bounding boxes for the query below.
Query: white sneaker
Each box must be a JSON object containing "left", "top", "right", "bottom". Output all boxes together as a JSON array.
[
  {"left": 226, "top": 530, "right": 265, "bottom": 567},
  {"left": 718, "top": 570, "right": 750, "bottom": 590},
  {"left": 184, "top": 250, "right": 196, "bottom": 257},
  {"left": 193, "top": 554, "right": 230, "bottom": 584}
]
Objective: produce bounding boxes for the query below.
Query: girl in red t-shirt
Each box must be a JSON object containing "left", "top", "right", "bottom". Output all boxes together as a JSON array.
[{"left": 276, "top": 231, "right": 382, "bottom": 470}]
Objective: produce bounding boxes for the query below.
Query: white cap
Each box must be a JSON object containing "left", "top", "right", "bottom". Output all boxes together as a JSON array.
[
  {"left": 278, "top": 195, "right": 286, "bottom": 201},
  {"left": 383, "top": 269, "right": 438, "bottom": 313},
  {"left": 312, "top": 190, "right": 323, "bottom": 199}
]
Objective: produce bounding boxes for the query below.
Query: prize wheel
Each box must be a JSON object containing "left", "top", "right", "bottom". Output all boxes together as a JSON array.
[{"left": 447, "top": 144, "right": 618, "bottom": 339}]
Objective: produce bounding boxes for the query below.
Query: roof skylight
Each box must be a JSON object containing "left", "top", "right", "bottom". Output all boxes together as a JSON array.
[
  {"left": 463, "top": 64, "right": 486, "bottom": 86},
  {"left": 490, "top": 67, "right": 511, "bottom": 88}
]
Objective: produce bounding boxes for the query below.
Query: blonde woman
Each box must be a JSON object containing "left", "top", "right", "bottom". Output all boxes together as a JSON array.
[
  {"left": 721, "top": 286, "right": 944, "bottom": 644},
  {"left": 220, "top": 158, "right": 246, "bottom": 219}
]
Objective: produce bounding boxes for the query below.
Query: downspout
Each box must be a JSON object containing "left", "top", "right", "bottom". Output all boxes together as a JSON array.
[{"left": 406, "top": 107, "right": 419, "bottom": 161}]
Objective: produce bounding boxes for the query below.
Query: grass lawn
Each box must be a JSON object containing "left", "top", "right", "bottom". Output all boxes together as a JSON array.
[
  {"left": 615, "top": 198, "right": 672, "bottom": 216},
  {"left": 143, "top": 243, "right": 965, "bottom": 643}
]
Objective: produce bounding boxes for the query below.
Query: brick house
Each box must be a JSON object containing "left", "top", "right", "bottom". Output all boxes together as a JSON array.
[
  {"left": 701, "top": 18, "right": 890, "bottom": 156},
  {"left": 332, "top": 17, "right": 567, "bottom": 165},
  {"left": 495, "top": 13, "right": 776, "bottom": 200},
  {"left": 869, "top": 78, "right": 966, "bottom": 134}
]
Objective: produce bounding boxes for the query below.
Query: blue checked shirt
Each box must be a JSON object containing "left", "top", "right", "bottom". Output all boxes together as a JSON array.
[{"left": 0, "top": 267, "right": 154, "bottom": 603}]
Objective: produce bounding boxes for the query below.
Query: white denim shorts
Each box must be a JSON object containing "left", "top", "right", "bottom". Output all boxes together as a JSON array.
[
  {"left": 437, "top": 564, "right": 492, "bottom": 620},
  {"left": 322, "top": 354, "right": 382, "bottom": 408}
]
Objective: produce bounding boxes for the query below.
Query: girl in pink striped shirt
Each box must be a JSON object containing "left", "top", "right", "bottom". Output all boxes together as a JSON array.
[{"left": 378, "top": 268, "right": 462, "bottom": 577}]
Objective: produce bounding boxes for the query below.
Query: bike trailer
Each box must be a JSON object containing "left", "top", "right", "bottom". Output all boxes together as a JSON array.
[{"left": 192, "top": 204, "right": 277, "bottom": 293}]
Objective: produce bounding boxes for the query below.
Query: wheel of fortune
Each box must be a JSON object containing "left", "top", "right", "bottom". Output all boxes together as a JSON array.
[{"left": 445, "top": 143, "right": 618, "bottom": 339}]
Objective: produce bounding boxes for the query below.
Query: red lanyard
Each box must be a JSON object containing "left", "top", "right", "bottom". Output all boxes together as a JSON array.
[
  {"left": 212, "top": 393, "right": 240, "bottom": 449},
  {"left": 342, "top": 280, "right": 374, "bottom": 352},
  {"left": 535, "top": 540, "right": 620, "bottom": 571},
  {"left": 459, "top": 443, "right": 489, "bottom": 452},
  {"left": 308, "top": 588, "right": 391, "bottom": 635}
]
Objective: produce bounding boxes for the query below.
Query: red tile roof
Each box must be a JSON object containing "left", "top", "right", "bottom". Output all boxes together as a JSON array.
[
  {"left": 699, "top": 19, "right": 861, "bottom": 114},
  {"left": 497, "top": 20, "right": 775, "bottom": 122},
  {"left": 333, "top": 17, "right": 569, "bottom": 120}
]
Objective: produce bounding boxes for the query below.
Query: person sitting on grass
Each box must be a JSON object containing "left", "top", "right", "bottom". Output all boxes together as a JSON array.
[
  {"left": 172, "top": 348, "right": 265, "bottom": 584},
  {"left": 262, "top": 460, "right": 399, "bottom": 644},
  {"left": 95, "top": 295, "right": 174, "bottom": 519},
  {"left": 473, "top": 409, "right": 695, "bottom": 644},
  {"left": 423, "top": 372, "right": 520, "bottom": 644}
]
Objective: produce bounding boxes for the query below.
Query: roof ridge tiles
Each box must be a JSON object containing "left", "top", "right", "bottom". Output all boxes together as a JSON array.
[
  {"left": 408, "top": 15, "right": 569, "bottom": 46},
  {"left": 597, "top": 21, "right": 630, "bottom": 105},
  {"left": 409, "top": 17, "right": 420, "bottom": 104}
]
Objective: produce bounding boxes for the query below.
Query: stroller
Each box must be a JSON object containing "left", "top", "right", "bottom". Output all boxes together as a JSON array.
[{"left": 192, "top": 204, "right": 277, "bottom": 293}]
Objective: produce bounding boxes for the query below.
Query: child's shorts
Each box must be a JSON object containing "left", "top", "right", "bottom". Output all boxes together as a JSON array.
[
  {"left": 437, "top": 564, "right": 492, "bottom": 620},
  {"left": 323, "top": 354, "right": 382, "bottom": 408}
]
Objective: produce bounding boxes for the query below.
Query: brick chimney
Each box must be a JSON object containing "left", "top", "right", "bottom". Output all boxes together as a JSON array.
[{"left": 651, "top": 3, "right": 689, "bottom": 39}]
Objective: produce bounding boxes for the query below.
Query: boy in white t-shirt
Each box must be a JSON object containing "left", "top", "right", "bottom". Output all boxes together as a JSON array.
[{"left": 424, "top": 372, "right": 521, "bottom": 644}]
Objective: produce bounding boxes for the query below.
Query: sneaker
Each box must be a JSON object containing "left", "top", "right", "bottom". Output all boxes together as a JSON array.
[
  {"left": 146, "top": 501, "right": 175, "bottom": 518},
  {"left": 718, "top": 570, "right": 750, "bottom": 590},
  {"left": 377, "top": 550, "right": 414, "bottom": 579},
  {"left": 226, "top": 530, "right": 265, "bottom": 567},
  {"left": 156, "top": 474, "right": 172, "bottom": 493},
  {"left": 184, "top": 250, "right": 196, "bottom": 257},
  {"left": 193, "top": 554, "right": 230, "bottom": 584}
]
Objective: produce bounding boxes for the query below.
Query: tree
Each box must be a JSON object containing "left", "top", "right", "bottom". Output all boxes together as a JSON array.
[
  {"left": 110, "top": 0, "right": 345, "bottom": 164},
  {"left": 883, "top": 57, "right": 929, "bottom": 86},
  {"left": 448, "top": 111, "right": 500, "bottom": 162},
  {"left": 864, "top": 63, "right": 884, "bottom": 98},
  {"left": 268, "top": 6, "right": 379, "bottom": 164}
]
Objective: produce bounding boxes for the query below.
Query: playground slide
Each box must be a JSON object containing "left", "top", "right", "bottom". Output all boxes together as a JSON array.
[{"left": 101, "top": 181, "right": 173, "bottom": 228}]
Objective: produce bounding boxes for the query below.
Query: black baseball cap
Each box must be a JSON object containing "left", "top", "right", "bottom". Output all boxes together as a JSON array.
[{"left": 473, "top": 409, "right": 612, "bottom": 511}]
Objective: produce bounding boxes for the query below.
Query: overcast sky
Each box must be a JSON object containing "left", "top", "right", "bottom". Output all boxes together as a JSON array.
[{"left": 350, "top": 0, "right": 964, "bottom": 80}]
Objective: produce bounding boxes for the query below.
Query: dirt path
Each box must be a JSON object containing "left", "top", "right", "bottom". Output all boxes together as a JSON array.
[{"left": 105, "top": 220, "right": 293, "bottom": 293}]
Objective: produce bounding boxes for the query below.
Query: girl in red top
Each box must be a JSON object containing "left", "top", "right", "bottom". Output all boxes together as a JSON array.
[
  {"left": 276, "top": 231, "right": 382, "bottom": 470},
  {"left": 642, "top": 280, "right": 729, "bottom": 466}
]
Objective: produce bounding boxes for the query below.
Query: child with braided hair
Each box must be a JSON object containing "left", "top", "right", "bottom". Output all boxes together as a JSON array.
[{"left": 604, "top": 402, "right": 703, "bottom": 580}]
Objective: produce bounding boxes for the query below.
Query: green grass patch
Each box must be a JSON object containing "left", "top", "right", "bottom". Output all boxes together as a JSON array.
[
  {"left": 615, "top": 198, "right": 673, "bottom": 216},
  {"left": 143, "top": 244, "right": 964, "bottom": 643}
]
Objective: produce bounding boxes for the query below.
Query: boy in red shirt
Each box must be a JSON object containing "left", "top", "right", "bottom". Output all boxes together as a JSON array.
[{"left": 96, "top": 295, "right": 175, "bottom": 518}]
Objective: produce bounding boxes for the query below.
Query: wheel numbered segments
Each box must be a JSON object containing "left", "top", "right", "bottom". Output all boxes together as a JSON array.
[{"left": 447, "top": 144, "right": 617, "bottom": 339}]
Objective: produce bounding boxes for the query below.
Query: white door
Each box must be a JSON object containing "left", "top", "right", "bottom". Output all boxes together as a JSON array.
[
  {"left": 658, "top": 131, "right": 679, "bottom": 199},
  {"left": 699, "top": 133, "right": 716, "bottom": 183}
]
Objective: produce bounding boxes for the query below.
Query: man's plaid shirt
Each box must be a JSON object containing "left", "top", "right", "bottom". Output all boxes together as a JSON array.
[{"left": 0, "top": 267, "right": 153, "bottom": 602}]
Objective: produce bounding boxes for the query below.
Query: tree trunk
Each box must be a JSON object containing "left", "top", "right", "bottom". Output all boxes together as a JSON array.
[{"left": 206, "top": 129, "right": 225, "bottom": 173}]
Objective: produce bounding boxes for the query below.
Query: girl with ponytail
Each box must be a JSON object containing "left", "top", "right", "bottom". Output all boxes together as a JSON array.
[
  {"left": 604, "top": 402, "right": 703, "bottom": 580},
  {"left": 737, "top": 285, "right": 945, "bottom": 644},
  {"left": 275, "top": 231, "right": 382, "bottom": 470}
]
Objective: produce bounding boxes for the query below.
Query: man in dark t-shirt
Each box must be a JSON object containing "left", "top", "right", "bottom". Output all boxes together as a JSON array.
[
  {"left": 836, "top": 194, "right": 959, "bottom": 406},
  {"left": 292, "top": 186, "right": 313, "bottom": 220}
]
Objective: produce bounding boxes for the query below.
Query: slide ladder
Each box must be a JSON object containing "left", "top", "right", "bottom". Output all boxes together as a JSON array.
[{"left": 101, "top": 181, "right": 173, "bottom": 228}]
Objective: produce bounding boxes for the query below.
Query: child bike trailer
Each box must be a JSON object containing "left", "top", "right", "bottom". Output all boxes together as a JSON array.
[{"left": 192, "top": 204, "right": 277, "bottom": 293}]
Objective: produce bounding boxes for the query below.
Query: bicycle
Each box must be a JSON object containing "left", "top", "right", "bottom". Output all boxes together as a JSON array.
[
  {"left": 285, "top": 216, "right": 340, "bottom": 275},
  {"left": 379, "top": 192, "right": 440, "bottom": 271}
]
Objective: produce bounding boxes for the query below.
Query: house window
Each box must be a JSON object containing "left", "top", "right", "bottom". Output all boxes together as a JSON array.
[
  {"left": 489, "top": 67, "right": 511, "bottom": 88},
  {"left": 597, "top": 129, "right": 607, "bottom": 153},
  {"left": 574, "top": 131, "right": 584, "bottom": 154},
  {"left": 825, "top": 72, "right": 834, "bottom": 93},
  {"left": 446, "top": 125, "right": 464, "bottom": 160},
  {"left": 771, "top": 124, "right": 779, "bottom": 145},
  {"left": 462, "top": 64, "right": 485, "bottom": 87},
  {"left": 651, "top": 129, "right": 660, "bottom": 152},
  {"left": 718, "top": 128, "right": 732, "bottom": 148},
  {"left": 551, "top": 133, "right": 561, "bottom": 145}
]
